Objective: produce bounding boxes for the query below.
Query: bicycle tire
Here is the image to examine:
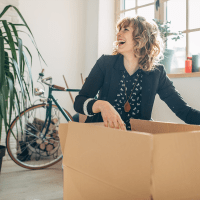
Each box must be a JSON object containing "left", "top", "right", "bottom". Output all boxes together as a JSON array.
[{"left": 6, "top": 103, "right": 73, "bottom": 170}]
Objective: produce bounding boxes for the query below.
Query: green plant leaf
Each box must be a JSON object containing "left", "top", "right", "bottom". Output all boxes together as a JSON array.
[
  {"left": 13, "top": 87, "right": 21, "bottom": 114},
  {"left": 4, "top": 30, "right": 33, "bottom": 67},
  {"left": 13, "top": 88, "right": 23, "bottom": 135},
  {"left": 22, "top": 54, "right": 25, "bottom": 76},
  {"left": 7, "top": 76, "right": 14, "bottom": 124},
  {"left": 9, "top": 24, "right": 26, "bottom": 26},
  {"left": 10, "top": 62, "right": 17, "bottom": 80},
  {"left": 16, "top": 30, "right": 46, "bottom": 67},
  {"left": 5, "top": 38, "right": 33, "bottom": 67},
  {"left": 6, "top": 71, "right": 14, "bottom": 82},
  {"left": 0, "top": 5, "right": 32, "bottom": 35},
  {"left": 0, "top": 85, "right": 8, "bottom": 134},
  {"left": 4, "top": 51, "right": 9, "bottom": 71},
  {"left": 22, "top": 78, "right": 31, "bottom": 106},
  {"left": 18, "top": 38, "right": 23, "bottom": 74},
  {"left": 0, "top": 29, "right": 5, "bottom": 89},
  {"left": 12, "top": 58, "right": 25, "bottom": 99},
  {"left": 0, "top": 114, "right": 2, "bottom": 140},
  {"left": 2, "top": 20, "right": 17, "bottom": 62},
  {"left": 0, "top": 5, "right": 12, "bottom": 18},
  {"left": 4, "top": 80, "right": 9, "bottom": 109},
  {"left": 23, "top": 51, "right": 33, "bottom": 93},
  {"left": 8, "top": 22, "right": 19, "bottom": 39},
  {"left": 23, "top": 45, "right": 32, "bottom": 66}
]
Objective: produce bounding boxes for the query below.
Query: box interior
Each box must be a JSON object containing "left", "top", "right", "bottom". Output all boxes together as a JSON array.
[{"left": 130, "top": 118, "right": 200, "bottom": 134}]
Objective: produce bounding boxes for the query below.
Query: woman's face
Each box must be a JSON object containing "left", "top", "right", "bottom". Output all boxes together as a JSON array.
[{"left": 116, "top": 24, "right": 135, "bottom": 55}]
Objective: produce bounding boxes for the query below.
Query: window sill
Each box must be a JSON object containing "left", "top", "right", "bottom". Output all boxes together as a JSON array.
[
  {"left": 167, "top": 68, "right": 200, "bottom": 78},
  {"left": 168, "top": 72, "right": 200, "bottom": 78}
]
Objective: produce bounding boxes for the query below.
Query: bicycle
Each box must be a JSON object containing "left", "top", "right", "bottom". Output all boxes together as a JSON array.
[{"left": 6, "top": 70, "right": 80, "bottom": 170}]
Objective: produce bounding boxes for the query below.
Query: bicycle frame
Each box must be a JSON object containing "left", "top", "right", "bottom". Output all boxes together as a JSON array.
[{"left": 41, "top": 86, "right": 80, "bottom": 137}]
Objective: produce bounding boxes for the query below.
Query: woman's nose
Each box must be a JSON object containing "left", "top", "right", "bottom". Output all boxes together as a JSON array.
[{"left": 117, "top": 31, "right": 121, "bottom": 37}]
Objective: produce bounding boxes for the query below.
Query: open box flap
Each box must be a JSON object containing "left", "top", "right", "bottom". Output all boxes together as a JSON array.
[
  {"left": 63, "top": 122, "right": 152, "bottom": 199},
  {"left": 130, "top": 118, "right": 200, "bottom": 134},
  {"left": 152, "top": 131, "right": 200, "bottom": 200}
]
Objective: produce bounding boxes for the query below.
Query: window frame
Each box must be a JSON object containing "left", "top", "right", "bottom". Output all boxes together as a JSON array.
[{"left": 115, "top": 0, "right": 161, "bottom": 25}]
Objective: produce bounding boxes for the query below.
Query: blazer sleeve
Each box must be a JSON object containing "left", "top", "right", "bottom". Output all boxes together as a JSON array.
[
  {"left": 74, "top": 55, "right": 105, "bottom": 116},
  {"left": 157, "top": 65, "right": 200, "bottom": 125}
]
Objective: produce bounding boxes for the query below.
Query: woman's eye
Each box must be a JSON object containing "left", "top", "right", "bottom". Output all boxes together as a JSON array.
[{"left": 124, "top": 28, "right": 129, "bottom": 31}]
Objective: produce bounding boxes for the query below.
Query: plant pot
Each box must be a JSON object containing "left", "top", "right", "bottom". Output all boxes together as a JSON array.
[
  {"left": 0, "top": 145, "right": 6, "bottom": 173},
  {"left": 159, "top": 49, "right": 174, "bottom": 74}
]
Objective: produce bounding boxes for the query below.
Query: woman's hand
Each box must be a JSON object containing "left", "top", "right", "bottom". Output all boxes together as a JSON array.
[{"left": 92, "top": 100, "right": 126, "bottom": 130}]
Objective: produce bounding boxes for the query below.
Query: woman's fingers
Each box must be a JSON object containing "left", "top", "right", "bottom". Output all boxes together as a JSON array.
[
  {"left": 104, "top": 119, "right": 116, "bottom": 129},
  {"left": 104, "top": 117, "right": 108, "bottom": 127},
  {"left": 105, "top": 115, "right": 120, "bottom": 129},
  {"left": 104, "top": 117, "right": 126, "bottom": 130},
  {"left": 109, "top": 121, "right": 115, "bottom": 128},
  {"left": 113, "top": 120, "right": 119, "bottom": 129},
  {"left": 109, "top": 119, "right": 126, "bottom": 130},
  {"left": 119, "top": 121, "right": 126, "bottom": 130}
]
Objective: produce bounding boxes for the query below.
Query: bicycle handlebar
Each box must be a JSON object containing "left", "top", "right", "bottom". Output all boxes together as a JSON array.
[
  {"left": 39, "top": 69, "right": 79, "bottom": 92},
  {"left": 43, "top": 76, "right": 52, "bottom": 81},
  {"left": 41, "top": 76, "right": 67, "bottom": 91},
  {"left": 41, "top": 77, "right": 52, "bottom": 87}
]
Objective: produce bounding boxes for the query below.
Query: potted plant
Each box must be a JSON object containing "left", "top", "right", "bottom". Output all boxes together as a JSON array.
[
  {"left": 153, "top": 19, "right": 183, "bottom": 73},
  {"left": 0, "top": 5, "right": 46, "bottom": 171}
]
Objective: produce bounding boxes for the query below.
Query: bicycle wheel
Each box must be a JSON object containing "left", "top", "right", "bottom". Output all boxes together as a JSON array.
[{"left": 6, "top": 103, "right": 73, "bottom": 170}]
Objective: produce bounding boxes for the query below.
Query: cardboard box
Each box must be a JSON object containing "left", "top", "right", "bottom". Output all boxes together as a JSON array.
[{"left": 59, "top": 119, "right": 200, "bottom": 200}]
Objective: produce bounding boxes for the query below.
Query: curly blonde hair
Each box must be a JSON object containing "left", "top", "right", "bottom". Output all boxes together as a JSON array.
[{"left": 113, "top": 16, "right": 164, "bottom": 71}]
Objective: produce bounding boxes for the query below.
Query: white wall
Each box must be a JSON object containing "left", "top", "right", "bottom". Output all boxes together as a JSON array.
[
  {"left": 152, "top": 77, "right": 200, "bottom": 124},
  {"left": 18, "top": 0, "right": 87, "bottom": 116},
  {"left": 98, "top": 0, "right": 115, "bottom": 57},
  {"left": 84, "top": 0, "right": 99, "bottom": 77},
  {"left": 84, "top": 0, "right": 116, "bottom": 76}
]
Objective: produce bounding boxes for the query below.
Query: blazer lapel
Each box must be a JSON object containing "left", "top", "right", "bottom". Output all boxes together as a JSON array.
[
  {"left": 107, "top": 55, "right": 123, "bottom": 105},
  {"left": 140, "top": 70, "right": 153, "bottom": 120}
]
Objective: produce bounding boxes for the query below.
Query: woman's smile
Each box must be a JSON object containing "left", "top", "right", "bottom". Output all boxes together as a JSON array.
[
  {"left": 117, "top": 25, "right": 134, "bottom": 54},
  {"left": 118, "top": 40, "right": 126, "bottom": 46}
]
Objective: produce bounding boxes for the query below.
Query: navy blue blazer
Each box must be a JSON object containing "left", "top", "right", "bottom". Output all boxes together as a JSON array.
[{"left": 74, "top": 54, "right": 200, "bottom": 124}]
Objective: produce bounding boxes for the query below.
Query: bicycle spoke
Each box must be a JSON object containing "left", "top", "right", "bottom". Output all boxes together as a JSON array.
[{"left": 26, "top": 123, "right": 40, "bottom": 133}]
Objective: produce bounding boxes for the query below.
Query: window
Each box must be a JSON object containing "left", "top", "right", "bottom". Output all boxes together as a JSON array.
[
  {"left": 116, "top": 0, "right": 155, "bottom": 21},
  {"left": 115, "top": 0, "right": 200, "bottom": 73},
  {"left": 167, "top": 0, "right": 200, "bottom": 71}
]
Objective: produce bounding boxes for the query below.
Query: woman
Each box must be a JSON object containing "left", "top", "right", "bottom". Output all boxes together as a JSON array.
[{"left": 74, "top": 16, "right": 200, "bottom": 130}]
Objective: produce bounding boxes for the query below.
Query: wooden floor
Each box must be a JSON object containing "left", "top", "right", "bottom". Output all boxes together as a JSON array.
[{"left": 0, "top": 160, "right": 63, "bottom": 200}]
